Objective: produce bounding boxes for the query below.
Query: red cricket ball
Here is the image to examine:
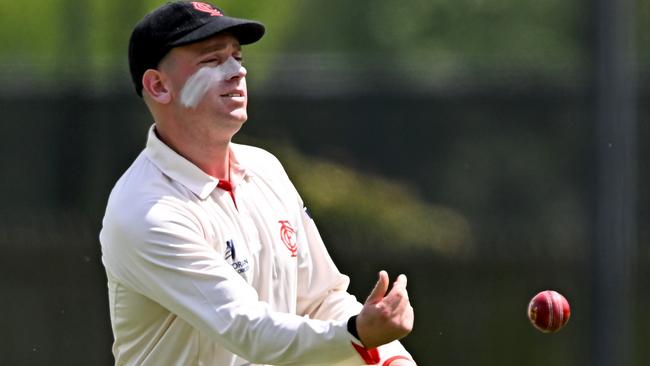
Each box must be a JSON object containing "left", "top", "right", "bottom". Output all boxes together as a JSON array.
[{"left": 527, "top": 290, "right": 571, "bottom": 333}]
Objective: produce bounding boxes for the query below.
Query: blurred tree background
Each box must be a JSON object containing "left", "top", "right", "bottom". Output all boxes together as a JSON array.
[{"left": 0, "top": 0, "right": 647, "bottom": 365}]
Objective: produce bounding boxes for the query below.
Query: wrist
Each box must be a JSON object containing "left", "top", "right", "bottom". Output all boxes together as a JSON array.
[{"left": 347, "top": 315, "right": 361, "bottom": 342}]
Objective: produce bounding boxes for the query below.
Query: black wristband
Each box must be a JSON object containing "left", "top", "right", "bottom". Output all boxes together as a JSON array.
[{"left": 347, "top": 315, "right": 361, "bottom": 341}]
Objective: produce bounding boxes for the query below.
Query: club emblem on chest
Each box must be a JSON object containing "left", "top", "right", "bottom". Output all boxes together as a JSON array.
[{"left": 278, "top": 220, "right": 297, "bottom": 257}]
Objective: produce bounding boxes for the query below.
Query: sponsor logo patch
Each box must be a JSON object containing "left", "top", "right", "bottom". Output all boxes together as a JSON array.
[{"left": 225, "top": 239, "right": 249, "bottom": 274}]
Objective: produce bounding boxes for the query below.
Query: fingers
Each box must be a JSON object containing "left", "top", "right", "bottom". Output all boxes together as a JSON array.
[
  {"left": 384, "top": 274, "right": 410, "bottom": 309},
  {"left": 393, "top": 274, "right": 407, "bottom": 290},
  {"left": 383, "top": 274, "right": 408, "bottom": 300},
  {"left": 368, "top": 272, "right": 410, "bottom": 309},
  {"left": 356, "top": 271, "right": 415, "bottom": 348},
  {"left": 365, "top": 270, "right": 389, "bottom": 304}
]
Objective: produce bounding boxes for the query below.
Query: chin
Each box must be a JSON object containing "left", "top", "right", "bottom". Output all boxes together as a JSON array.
[{"left": 231, "top": 111, "right": 248, "bottom": 123}]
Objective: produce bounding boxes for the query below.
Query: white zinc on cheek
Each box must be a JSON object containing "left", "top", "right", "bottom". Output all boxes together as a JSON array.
[{"left": 180, "top": 56, "right": 246, "bottom": 109}]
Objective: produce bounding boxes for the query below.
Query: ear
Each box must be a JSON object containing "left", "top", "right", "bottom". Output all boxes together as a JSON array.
[{"left": 142, "top": 69, "right": 172, "bottom": 104}]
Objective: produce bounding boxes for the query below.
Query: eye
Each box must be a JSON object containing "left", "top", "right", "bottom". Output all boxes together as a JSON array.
[{"left": 200, "top": 58, "right": 219, "bottom": 65}]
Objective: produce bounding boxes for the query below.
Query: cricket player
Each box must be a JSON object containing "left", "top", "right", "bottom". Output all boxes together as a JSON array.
[{"left": 99, "top": 2, "right": 416, "bottom": 365}]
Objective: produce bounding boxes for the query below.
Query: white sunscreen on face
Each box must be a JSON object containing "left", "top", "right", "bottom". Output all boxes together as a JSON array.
[{"left": 180, "top": 56, "right": 245, "bottom": 108}]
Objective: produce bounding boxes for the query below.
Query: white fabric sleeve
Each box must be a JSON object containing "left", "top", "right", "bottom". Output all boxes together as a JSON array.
[
  {"left": 293, "top": 198, "right": 414, "bottom": 365},
  {"left": 101, "top": 196, "right": 360, "bottom": 365}
]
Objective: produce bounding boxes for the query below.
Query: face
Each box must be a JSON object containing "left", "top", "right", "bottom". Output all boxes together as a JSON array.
[{"left": 159, "top": 33, "right": 248, "bottom": 126}]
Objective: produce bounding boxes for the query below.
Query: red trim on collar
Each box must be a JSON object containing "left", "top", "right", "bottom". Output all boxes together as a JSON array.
[{"left": 217, "top": 180, "right": 237, "bottom": 208}]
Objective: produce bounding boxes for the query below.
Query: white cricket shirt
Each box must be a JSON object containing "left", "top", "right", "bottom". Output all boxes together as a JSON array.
[{"left": 100, "top": 126, "right": 412, "bottom": 366}]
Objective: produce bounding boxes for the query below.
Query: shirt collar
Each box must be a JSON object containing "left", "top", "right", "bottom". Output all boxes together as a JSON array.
[
  {"left": 144, "top": 125, "right": 249, "bottom": 200},
  {"left": 228, "top": 147, "right": 250, "bottom": 186}
]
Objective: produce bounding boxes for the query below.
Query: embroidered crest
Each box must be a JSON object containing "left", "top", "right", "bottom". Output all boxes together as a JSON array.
[
  {"left": 191, "top": 2, "right": 223, "bottom": 16},
  {"left": 278, "top": 220, "right": 297, "bottom": 257}
]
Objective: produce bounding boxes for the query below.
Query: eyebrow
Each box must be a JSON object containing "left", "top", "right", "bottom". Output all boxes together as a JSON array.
[{"left": 198, "top": 41, "right": 242, "bottom": 55}]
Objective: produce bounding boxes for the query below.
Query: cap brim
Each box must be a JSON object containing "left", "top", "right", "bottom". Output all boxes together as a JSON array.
[{"left": 170, "top": 16, "right": 265, "bottom": 47}]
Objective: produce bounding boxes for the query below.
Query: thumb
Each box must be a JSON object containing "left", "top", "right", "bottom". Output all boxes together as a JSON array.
[{"left": 365, "top": 270, "right": 389, "bottom": 304}]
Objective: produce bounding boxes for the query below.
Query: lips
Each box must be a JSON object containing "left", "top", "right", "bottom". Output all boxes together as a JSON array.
[{"left": 220, "top": 91, "right": 245, "bottom": 97}]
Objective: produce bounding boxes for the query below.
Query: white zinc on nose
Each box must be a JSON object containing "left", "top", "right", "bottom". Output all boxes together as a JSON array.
[{"left": 180, "top": 57, "right": 246, "bottom": 109}]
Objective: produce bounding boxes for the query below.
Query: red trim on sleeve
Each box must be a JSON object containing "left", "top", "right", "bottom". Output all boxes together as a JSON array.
[
  {"left": 351, "top": 342, "right": 381, "bottom": 365},
  {"left": 383, "top": 355, "right": 414, "bottom": 366}
]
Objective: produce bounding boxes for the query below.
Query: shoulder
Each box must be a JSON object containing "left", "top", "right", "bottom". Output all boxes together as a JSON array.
[
  {"left": 101, "top": 180, "right": 205, "bottom": 286},
  {"left": 231, "top": 143, "right": 281, "bottom": 164},
  {"left": 104, "top": 152, "right": 172, "bottom": 219},
  {"left": 101, "top": 153, "right": 203, "bottom": 251},
  {"left": 231, "top": 143, "right": 286, "bottom": 176},
  {"left": 231, "top": 143, "right": 302, "bottom": 201}
]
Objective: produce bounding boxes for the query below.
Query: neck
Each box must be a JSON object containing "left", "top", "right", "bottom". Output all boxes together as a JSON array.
[{"left": 154, "top": 124, "right": 232, "bottom": 180}]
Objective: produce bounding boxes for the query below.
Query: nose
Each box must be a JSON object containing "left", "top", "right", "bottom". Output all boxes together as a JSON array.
[
  {"left": 223, "top": 57, "right": 246, "bottom": 80},
  {"left": 230, "top": 64, "right": 247, "bottom": 80}
]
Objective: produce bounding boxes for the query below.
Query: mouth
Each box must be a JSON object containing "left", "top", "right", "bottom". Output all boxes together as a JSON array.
[{"left": 220, "top": 92, "right": 244, "bottom": 97}]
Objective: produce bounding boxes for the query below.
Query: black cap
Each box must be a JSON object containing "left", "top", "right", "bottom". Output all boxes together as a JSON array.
[{"left": 128, "top": 1, "right": 265, "bottom": 97}]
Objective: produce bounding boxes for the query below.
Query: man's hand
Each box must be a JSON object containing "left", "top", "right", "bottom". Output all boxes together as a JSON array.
[{"left": 355, "top": 270, "right": 414, "bottom": 349}]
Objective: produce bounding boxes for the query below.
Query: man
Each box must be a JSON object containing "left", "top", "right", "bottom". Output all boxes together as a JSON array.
[{"left": 100, "top": 2, "right": 416, "bottom": 365}]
